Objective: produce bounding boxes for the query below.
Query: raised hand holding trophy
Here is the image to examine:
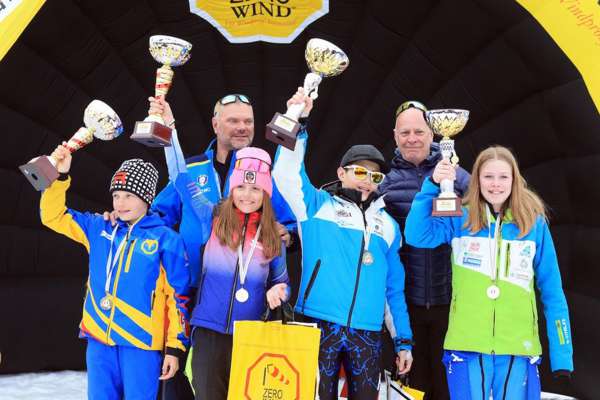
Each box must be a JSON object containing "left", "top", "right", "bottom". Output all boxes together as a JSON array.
[
  {"left": 19, "top": 100, "right": 123, "bottom": 191},
  {"left": 425, "top": 109, "right": 470, "bottom": 216},
  {"left": 266, "top": 38, "right": 349, "bottom": 150},
  {"left": 131, "top": 35, "right": 192, "bottom": 147}
]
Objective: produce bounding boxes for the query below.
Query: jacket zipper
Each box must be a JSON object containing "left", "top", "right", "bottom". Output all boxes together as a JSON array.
[
  {"left": 491, "top": 221, "right": 502, "bottom": 349},
  {"left": 302, "top": 259, "right": 321, "bottom": 315},
  {"left": 225, "top": 214, "right": 249, "bottom": 334},
  {"left": 531, "top": 299, "right": 537, "bottom": 335},
  {"left": 124, "top": 239, "right": 137, "bottom": 273},
  {"left": 425, "top": 251, "right": 431, "bottom": 309},
  {"left": 346, "top": 205, "right": 366, "bottom": 327}
]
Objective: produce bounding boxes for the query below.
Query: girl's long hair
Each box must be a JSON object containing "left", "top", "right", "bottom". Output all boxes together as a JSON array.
[
  {"left": 212, "top": 194, "right": 281, "bottom": 259},
  {"left": 463, "top": 146, "right": 546, "bottom": 237}
]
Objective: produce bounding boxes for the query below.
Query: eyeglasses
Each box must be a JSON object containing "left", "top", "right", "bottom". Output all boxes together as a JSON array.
[
  {"left": 395, "top": 100, "right": 427, "bottom": 118},
  {"left": 218, "top": 94, "right": 251, "bottom": 106},
  {"left": 343, "top": 165, "right": 386, "bottom": 184}
]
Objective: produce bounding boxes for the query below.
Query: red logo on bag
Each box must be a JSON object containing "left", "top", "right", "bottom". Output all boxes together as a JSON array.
[{"left": 244, "top": 353, "right": 299, "bottom": 399}]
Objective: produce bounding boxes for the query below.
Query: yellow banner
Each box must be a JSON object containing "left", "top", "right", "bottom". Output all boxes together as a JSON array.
[
  {"left": 190, "top": 0, "right": 328, "bottom": 43},
  {"left": 516, "top": 0, "right": 600, "bottom": 112},
  {"left": 0, "top": 0, "right": 45, "bottom": 61}
]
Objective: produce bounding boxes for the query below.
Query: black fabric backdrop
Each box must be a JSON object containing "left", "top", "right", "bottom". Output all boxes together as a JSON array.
[{"left": 0, "top": 1, "right": 598, "bottom": 398}]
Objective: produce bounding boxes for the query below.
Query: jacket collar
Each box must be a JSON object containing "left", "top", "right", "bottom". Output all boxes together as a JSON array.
[
  {"left": 234, "top": 207, "right": 261, "bottom": 239},
  {"left": 321, "top": 180, "right": 384, "bottom": 211},
  {"left": 205, "top": 138, "right": 237, "bottom": 164}
]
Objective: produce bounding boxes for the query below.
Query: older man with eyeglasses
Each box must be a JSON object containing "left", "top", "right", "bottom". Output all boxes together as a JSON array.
[{"left": 378, "top": 101, "right": 470, "bottom": 400}]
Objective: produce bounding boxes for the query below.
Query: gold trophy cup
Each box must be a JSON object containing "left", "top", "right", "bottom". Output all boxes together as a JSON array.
[
  {"left": 425, "top": 109, "right": 469, "bottom": 216},
  {"left": 19, "top": 100, "right": 123, "bottom": 191},
  {"left": 266, "top": 38, "right": 349, "bottom": 150},
  {"left": 131, "top": 35, "right": 192, "bottom": 147}
]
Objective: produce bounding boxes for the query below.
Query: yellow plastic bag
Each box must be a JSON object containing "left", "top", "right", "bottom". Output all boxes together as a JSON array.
[
  {"left": 384, "top": 370, "right": 425, "bottom": 400},
  {"left": 227, "top": 320, "right": 321, "bottom": 400}
]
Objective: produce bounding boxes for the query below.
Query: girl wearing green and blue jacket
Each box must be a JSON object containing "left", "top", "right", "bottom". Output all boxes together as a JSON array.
[{"left": 405, "top": 146, "right": 573, "bottom": 400}]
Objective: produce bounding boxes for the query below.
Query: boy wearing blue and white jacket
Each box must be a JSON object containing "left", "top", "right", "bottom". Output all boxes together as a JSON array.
[{"left": 272, "top": 90, "right": 413, "bottom": 400}]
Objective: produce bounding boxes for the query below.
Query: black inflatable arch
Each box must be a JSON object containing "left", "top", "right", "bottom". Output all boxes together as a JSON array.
[{"left": 1, "top": 1, "right": 598, "bottom": 398}]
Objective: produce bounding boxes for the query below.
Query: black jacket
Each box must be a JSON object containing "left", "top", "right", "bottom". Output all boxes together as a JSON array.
[{"left": 378, "top": 143, "right": 470, "bottom": 307}]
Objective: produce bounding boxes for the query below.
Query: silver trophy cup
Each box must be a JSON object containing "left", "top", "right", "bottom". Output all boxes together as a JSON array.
[
  {"left": 131, "top": 35, "right": 192, "bottom": 147},
  {"left": 425, "top": 109, "right": 469, "bottom": 216}
]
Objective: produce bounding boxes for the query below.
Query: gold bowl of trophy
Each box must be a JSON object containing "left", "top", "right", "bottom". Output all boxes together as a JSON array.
[
  {"left": 304, "top": 38, "right": 350, "bottom": 78},
  {"left": 19, "top": 100, "right": 123, "bottom": 191}
]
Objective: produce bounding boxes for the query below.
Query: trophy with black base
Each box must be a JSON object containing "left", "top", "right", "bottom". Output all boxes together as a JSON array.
[
  {"left": 131, "top": 35, "right": 192, "bottom": 147},
  {"left": 19, "top": 100, "right": 123, "bottom": 191},
  {"left": 266, "top": 38, "right": 349, "bottom": 150}
]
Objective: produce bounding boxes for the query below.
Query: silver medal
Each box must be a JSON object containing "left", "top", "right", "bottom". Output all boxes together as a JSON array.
[
  {"left": 486, "top": 285, "right": 500, "bottom": 299},
  {"left": 362, "top": 251, "right": 374, "bottom": 265},
  {"left": 235, "top": 288, "right": 249, "bottom": 303},
  {"left": 100, "top": 295, "right": 113, "bottom": 310}
]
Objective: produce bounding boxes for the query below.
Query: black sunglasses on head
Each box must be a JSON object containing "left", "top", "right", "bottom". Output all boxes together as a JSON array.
[{"left": 395, "top": 100, "right": 428, "bottom": 118}]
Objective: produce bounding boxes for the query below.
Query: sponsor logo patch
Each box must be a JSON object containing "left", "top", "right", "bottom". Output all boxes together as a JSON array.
[{"left": 197, "top": 174, "right": 208, "bottom": 187}]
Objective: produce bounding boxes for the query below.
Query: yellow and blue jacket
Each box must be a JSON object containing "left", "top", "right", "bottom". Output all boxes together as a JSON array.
[{"left": 40, "top": 177, "right": 191, "bottom": 357}]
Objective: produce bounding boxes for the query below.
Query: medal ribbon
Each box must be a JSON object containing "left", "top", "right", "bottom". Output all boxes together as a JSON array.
[
  {"left": 363, "top": 206, "right": 378, "bottom": 254},
  {"left": 237, "top": 224, "right": 262, "bottom": 287},
  {"left": 104, "top": 224, "right": 133, "bottom": 295},
  {"left": 486, "top": 206, "right": 502, "bottom": 282}
]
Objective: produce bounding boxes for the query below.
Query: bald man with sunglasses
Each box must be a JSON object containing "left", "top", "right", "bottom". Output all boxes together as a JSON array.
[{"left": 378, "top": 101, "right": 470, "bottom": 400}]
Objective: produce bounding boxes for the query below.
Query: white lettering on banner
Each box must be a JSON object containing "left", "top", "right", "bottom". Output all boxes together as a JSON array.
[{"left": 0, "top": 0, "right": 21, "bottom": 23}]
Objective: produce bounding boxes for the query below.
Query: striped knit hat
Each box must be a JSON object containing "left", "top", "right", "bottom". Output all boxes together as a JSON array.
[{"left": 109, "top": 159, "right": 159, "bottom": 205}]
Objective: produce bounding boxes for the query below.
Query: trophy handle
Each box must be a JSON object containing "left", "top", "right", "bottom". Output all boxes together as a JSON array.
[
  {"left": 131, "top": 64, "right": 174, "bottom": 147},
  {"left": 64, "top": 127, "right": 94, "bottom": 153},
  {"left": 149, "top": 64, "right": 174, "bottom": 125},
  {"left": 284, "top": 72, "right": 323, "bottom": 120},
  {"left": 440, "top": 178, "right": 456, "bottom": 198}
]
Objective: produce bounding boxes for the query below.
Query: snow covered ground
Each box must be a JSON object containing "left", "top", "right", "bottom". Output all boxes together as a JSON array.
[{"left": 0, "top": 371, "right": 577, "bottom": 400}]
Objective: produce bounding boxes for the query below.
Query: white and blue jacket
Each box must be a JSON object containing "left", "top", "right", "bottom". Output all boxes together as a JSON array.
[{"left": 273, "top": 130, "right": 412, "bottom": 352}]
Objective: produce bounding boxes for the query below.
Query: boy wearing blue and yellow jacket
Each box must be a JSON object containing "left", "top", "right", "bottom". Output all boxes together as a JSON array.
[{"left": 40, "top": 144, "right": 190, "bottom": 400}]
